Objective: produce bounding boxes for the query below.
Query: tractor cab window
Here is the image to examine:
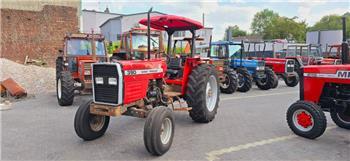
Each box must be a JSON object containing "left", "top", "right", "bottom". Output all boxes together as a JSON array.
[
  {"left": 210, "top": 45, "right": 227, "bottom": 58},
  {"left": 309, "top": 46, "right": 322, "bottom": 57},
  {"left": 67, "top": 39, "right": 105, "bottom": 56},
  {"left": 132, "top": 34, "right": 159, "bottom": 50},
  {"left": 228, "top": 44, "right": 242, "bottom": 59}
]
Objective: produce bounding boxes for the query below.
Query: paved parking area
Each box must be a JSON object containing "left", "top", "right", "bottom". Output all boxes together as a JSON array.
[{"left": 1, "top": 81, "right": 349, "bottom": 160}]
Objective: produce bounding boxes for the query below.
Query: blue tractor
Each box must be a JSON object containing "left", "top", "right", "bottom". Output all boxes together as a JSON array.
[{"left": 209, "top": 41, "right": 276, "bottom": 92}]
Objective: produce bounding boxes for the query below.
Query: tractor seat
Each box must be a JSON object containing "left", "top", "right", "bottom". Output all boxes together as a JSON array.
[{"left": 166, "top": 57, "right": 183, "bottom": 79}]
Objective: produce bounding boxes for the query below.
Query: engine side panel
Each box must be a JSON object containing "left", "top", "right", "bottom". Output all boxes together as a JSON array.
[{"left": 263, "top": 58, "right": 286, "bottom": 74}]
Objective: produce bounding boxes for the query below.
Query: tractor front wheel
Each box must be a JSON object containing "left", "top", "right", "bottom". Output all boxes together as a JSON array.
[
  {"left": 256, "top": 68, "right": 275, "bottom": 90},
  {"left": 330, "top": 107, "right": 350, "bottom": 130},
  {"left": 272, "top": 73, "right": 279, "bottom": 89},
  {"left": 56, "top": 57, "right": 63, "bottom": 80},
  {"left": 286, "top": 101, "right": 327, "bottom": 139},
  {"left": 236, "top": 68, "right": 252, "bottom": 92},
  {"left": 74, "top": 100, "right": 110, "bottom": 140},
  {"left": 220, "top": 69, "right": 238, "bottom": 94},
  {"left": 283, "top": 73, "right": 299, "bottom": 87},
  {"left": 57, "top": 71, "right": 75, "bottom": 106},
  {"left": 144, "top": 106, "right": 174, "bottom": 156},
  {"left": 186, "top": 64, "right": 220, "bottom": 123}
]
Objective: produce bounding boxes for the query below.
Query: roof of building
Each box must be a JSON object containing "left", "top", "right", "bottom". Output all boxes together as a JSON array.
[
  {"left": 99, "top": 11, "right": 166, "bottom": 28},
  {"left": 82, "top": 9, "right": 123, "bottom": 16}
]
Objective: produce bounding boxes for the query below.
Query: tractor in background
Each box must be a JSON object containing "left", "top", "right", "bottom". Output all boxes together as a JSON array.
[
  {"left": 111, "top": 27, "right": 164, "bottom": 61},
  {"left": 286, "top": 17, "right": 350, "bottom": 139},
  {"left": 56, "top": 32, "right": 107, "bottom": 106},
  {"left": 209, "top": 41, "right": 275, "bottom": 92},
  {"left": 74, "top": 10, "right": 220, "bottom": 156},
  {"left": 245, "top": 41, "right": 299, "bottom": 87}
]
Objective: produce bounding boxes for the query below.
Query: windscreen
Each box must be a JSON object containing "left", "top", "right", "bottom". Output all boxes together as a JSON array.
[
  {"left": 67, "top": 39, "right": 105, "bottom": 56},
  {"left": 132, "top": 34, "right": 159, "bottom": 50},
  {"left": 228, "top": 44, "right": 242, "bottom": 58},
  {"left": 210, "top": 45, "right": 227, "bottom": 58}
]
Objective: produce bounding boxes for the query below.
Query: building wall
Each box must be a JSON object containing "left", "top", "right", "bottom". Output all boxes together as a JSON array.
[
  {"left": 1, "top": 0, "right": 80, "bottom": 11},
  {"left": 120, "top": 13, "right": 164, "bottom": 33},
  {"left": 100, "top": 19, "right": 122, "bottom": 42},
  {"left": 1, "top": 5, "right": 79, "bottom": 66},
  {"left": 82, "top": 10, "right": 121, "bottom": 33},
  {"left": 306, "top": 30, "right": 342, "bottom": 51}
]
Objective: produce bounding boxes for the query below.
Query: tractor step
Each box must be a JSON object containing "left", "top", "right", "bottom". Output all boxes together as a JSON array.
[
  {"left": 164, "top": 91, "right": 182, "bottom": 97},
  {"left": 90, "top": 103, "right": 127, "bottom": 116}
]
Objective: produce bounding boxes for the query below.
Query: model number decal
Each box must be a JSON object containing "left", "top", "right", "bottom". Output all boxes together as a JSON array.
[
  {"left": 124, "top": 68, "right": 163, "bottom": 75},
  {"left": 304, "top": 70, "right": 350, "bottom": 79}
]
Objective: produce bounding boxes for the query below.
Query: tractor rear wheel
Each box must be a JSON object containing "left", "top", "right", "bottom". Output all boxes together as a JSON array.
[
  {"left": 283, "top": 73, "right": 299, "bottom": 87},
  {"left": 56, "top": 57, "right": 63, "bottom": 80},
  {"left": 286, "top": 101, "right": 327, "bottom": 139},
  {"left": 220, "top": 69, "right": 238, "bottom": 94},
  {"left": 236, "top": 68, "right": 252, "bottom": 92},
  {"left": 144, "top": 106, "right": 174, "bottom": 156},
  {"left": 57, "top": 71, "right": 75, "bottom": 106},
  {"left": 272, "top": 73, "right": 279, "bottom": 89},
  {"left": 330, "top": 107, "right": 350, "bottom": 129},
  {"left": 256, "top": 68, "right": 275, "bottom": 90},
  {"left": 186, "top": 64, "right": 220, "bottom": 123},
  {"left": 74, "top": 100, "right": 110, "bottom": 140}
]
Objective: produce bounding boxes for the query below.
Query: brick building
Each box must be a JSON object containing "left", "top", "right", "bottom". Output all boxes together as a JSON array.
[{"left": 1, "top": 1, "right": 80, "bottom": 66}]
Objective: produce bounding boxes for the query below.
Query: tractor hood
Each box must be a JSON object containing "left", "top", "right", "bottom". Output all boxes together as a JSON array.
[{"left": 303, "top": 65, "right": 350, "bottom": 75}]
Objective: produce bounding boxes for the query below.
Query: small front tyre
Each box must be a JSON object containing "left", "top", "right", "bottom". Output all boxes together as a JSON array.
[
  {"left": 283, "top": 73, "right": 299, "bottom": 87},
  {"left": 256, "top": 68, "right": 275, "bottom": 90},
  {"left": 144, "top": 106, "right": 175, "bottom": 156},
  {"left": 286, "top": 101, "right": 327, "bottom": 139},
  {"left": 57, "top": 71, "right": 75, "bottom": 106},
  {"left": 74, "top": 100, "right": 110, "bottom": 141},
  {"left": 220, "top": 69, "right": 238, "bottom": 94},
  {"left": 236, "top": 68, "right": 252, "bottom": 92}
]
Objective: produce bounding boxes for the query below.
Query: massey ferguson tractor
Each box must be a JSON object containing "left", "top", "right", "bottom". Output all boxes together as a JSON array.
[
  {"left": 74, "top": 10, "right": 220, "bottom": 156},
  {"left": 286, "top": 17, "right": 350, "bottom": 139},
  {"left": 246, "top": 41, "right": 299, "bottom": 88},
  {"left": 209, "top": 41, "right": 275, "bottom": 92},
  {"left": 56, "top": 32, "right": 107, "bottom": 106}
]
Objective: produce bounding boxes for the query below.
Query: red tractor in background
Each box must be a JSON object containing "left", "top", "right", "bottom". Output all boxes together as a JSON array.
[
  {"left": 111, "top": 27, "right": 164, "bottom": 61},
  {"left": 286, "top": 17, "right": 350, "bottom": 139},
  {"left": 246, "top": 41, "right": 299, "bottom": 87},
  {"left": 323, "top": 44, "right": 350, "bottom": 64},
  {"left": 56, "top": 33, "right": 108, "bottom": 106},
  {"left": 74, "top": 9, "right": 220, "bottom": 156}
]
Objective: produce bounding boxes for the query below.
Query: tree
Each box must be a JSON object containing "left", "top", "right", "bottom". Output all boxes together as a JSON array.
[
  {"left": 309, "top": 13, "right": 350, "bottom": 38},
  {"left": 251, "top": 9, "right": 279, "bottom": 35},
  {"left": 224, "top": 25, "right": 247, "bottom": 40}
]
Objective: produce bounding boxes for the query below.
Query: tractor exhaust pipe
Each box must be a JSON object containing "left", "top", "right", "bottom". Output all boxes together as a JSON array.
[
  {"left": 341, "top": 16, "right": 349, "bottom": 64},
  {"left": 207, "top": 35, "right": 212, "bottom": 57},
  {"left": 91, "top": 29, "right": 96, "bottom": 61},
  {"left": 147, "top": 7, "right": 152, "bottom": 60}
]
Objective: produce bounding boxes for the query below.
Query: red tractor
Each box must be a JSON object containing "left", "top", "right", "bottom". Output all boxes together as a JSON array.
[
  {"left": 74, "top": 10, "right": 220, "bottom": 156},
  {"left": 246, "top": 41, "right": 299, "bottom": 87},
  {"left": 56, "top": 33, "right": 107, "bottom": 106},
  {"left": 286, "top": 17, "right": 350, "bottom": 139}
]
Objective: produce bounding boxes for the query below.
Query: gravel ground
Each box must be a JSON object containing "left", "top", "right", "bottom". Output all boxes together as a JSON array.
[{"left": 0, "top": 58, "right": 55, "bottom": 95}]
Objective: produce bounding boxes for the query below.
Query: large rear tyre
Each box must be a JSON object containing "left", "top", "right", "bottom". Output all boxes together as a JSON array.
[
  {"left": 57, "top": 71, "right": 75, "bottom": 106},
  {"left": 236, "top": 68, "right": 252, "bottom": 92},
  {"left": 220, "top": 69, "right": 238, "bottom": 94},
  {"left": 286, "top": 101, "right": 327, "bottom": 139},
  {"left": 330, "top": 107, "right": 350, "bottom": 130},
  {"left": 186, "top": 64, "right": 220, "bottom": 123},
  {"left": 56, "top": 57, "right": 63, "bottom": 80},
  {"left": 256, "top": 68, "right": 275, "bottom": 90},
  {"left": 144, "top": 106, "right": 174, "bottom": 156},
  {"left": 283, "top": 72, "right": 299, "bottom": 87},
  {"left": 74, "top": 100, "right": 110, "bottom": 140}
]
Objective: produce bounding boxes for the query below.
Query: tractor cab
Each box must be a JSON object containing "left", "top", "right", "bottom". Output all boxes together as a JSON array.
[
  {"left": 56, "top": 33, "right": 107, "bottom": 106},
  {"left": 112, "top": 28, "right": 163, "bottom": 60},
  {"left": 285, "top": 44, "right": 323, "bottom": 66}
]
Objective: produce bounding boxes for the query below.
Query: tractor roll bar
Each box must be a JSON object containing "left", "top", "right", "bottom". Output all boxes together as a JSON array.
[
  {"left": 147, "top": 8, "right": 152, "bottom": 60},
  {"left": 341, "top": 16, "right": 349, "bottom": 64}
]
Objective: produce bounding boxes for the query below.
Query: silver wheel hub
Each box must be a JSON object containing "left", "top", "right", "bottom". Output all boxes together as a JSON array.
[
  {"left": 160, "top": 118, "right": 172, "bottom": 144},
  {"left": 90, "top": 115, "right": 105, "bottom": 132},
  {"left": 206, "top": 75, "right": 218, "bottom": 112},
  {"left": 220, "top": 74, "right": 230, "bottom": 89},
  {"left": 57, "top": 78, "right": 62, "bottom": 99}
]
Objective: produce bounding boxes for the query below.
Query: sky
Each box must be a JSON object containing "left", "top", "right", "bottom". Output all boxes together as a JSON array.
[{"left": 82, "top": 0, "right": 350, "bottom": 40}]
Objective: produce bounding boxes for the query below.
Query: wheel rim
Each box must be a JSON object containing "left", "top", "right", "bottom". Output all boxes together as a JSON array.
[
  {"left": 89, "top": 115, "right": 106, "bottom": 132},
  {"left": 237, "top": 73, "right": 244, "bottom": 88},
  {"left": 292, "top": 109, "right": 314, "bottom": 132},
  {"left": 206, "top": 75, "right": 218, "bottom": 112},
  {"left": 258, "top": 75, "right": 267, "bottom": 85},
  {"left": 220, "top": 74, "right": 230, "bottom": 89},
  {"left": 57, "top": 78, "right": 62, "bottom": 99},
  {"left": 337, "top": 112, "right": 350, "bottom": 123},
  {"left": 160, "top": 117, "right": 172, "bottom": 144}
]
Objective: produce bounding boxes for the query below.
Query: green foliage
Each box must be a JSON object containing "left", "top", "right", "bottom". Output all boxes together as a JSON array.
[
  {"left": 106, "top": 41, "right": 120, "bottom": 55},
  {"left": 224, "top": 25, "right": 247, "bottom": 40},
  {"left": 250, "top": 8, "right": 307, "bottom": 42},
  {"left": 309, "top": 13, "right": 350, "bottom": 38}
]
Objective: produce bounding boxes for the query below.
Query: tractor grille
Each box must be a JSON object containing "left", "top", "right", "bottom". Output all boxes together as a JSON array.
[
  {"left": 286, "top": 60, "right": 295, "bottom": 73},
  {"left": 92, "top": 64, "right": 120, "bottom": 104}
]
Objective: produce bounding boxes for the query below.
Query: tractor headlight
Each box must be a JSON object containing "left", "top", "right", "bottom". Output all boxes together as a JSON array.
[
  {"left": 108, "top": 78, "right": 117, "bottom": 85},
  {"left": 95, "top": 77, "right": 104, "bottom": 85},
  {"left": 84, "top": 70, "right": 91, "bottom": 75},
  {"left": 287, "top": 64, "right": 294, "bottom": 68},
  {"left": 256, "top": 66, "right": 265, "bottom": 71}
]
